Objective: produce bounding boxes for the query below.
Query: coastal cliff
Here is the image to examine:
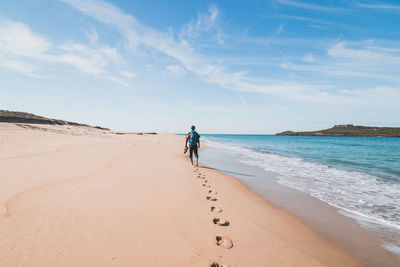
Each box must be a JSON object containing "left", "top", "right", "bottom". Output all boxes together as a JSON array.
[{"left": 276, "top": 124, "right": 400, "bottom": 137}]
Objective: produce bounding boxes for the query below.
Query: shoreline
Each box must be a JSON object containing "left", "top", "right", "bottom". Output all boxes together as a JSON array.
[
  {"left": 199, "top": 142, "right": 400, "bottom": 266},
  {"left": 0, "top": 123, "right": 358, "bottom": 266}
]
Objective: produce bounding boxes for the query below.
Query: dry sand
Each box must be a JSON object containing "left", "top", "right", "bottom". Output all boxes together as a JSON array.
[{"left": 0, "top": 123, "right": 359, "bottom": 266}]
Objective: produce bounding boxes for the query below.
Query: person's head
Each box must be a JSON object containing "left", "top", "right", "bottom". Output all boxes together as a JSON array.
[{"left": 191, "top": 125, "right": 195, "bottom": 130}]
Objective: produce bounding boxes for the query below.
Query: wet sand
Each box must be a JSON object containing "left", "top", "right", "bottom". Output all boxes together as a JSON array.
[
  {"left": 0, "top": 123, "right": 357, "bottom": 266},
  {"left": 200, "top": 146, "right": 400, "bottom": 266}
]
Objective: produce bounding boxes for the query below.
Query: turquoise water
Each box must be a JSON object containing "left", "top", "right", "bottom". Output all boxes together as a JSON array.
[
  {"left": 202, "top": 134, "right": 400, "bottom": 254},
  {"left": 203, "top": 135, "right": 400, "bottom": 181}
]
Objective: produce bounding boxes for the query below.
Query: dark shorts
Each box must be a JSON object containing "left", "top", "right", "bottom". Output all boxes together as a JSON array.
[{"left": 189, "top": 144, "right": 198, "bottom": 158}]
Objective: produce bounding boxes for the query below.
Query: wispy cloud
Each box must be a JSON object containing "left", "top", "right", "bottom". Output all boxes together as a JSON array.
[
  {"left": 57, "top": 43, "right": 122, "bottom": 75},
  {"left": 120, "top": 71, "right": 136, "bottom": 79},
  {"left": 273, "top": 14, "right": 332, "bottom": 25},
  {"left": 355, "top": 1, "right": 400, "bottom": 10},
  {"left": 276, "top": 24, "right": 285, "bottom": 34},
  {"left": 0, "top": 20, "right": 49, "bottom": 76},
  {"left": 60, "top": 0, "right": 400, "bottom": 104},
  {"left": 0, "top": 18, "right": 132, "bottom": 86},
  {"left": 85, "top": 28, "right": 99, "bottom": 44},
  {"left": 276, "top": 0, "right": 349, "bottom": 12},
  {"left": 180, "top": 4, "right": 219, "bottom": 39},
  {"left": 302, "top": 53, "right": 314, "bottom": 62},
  {"left": 165, "top": 65, "right": 186, "bottom": 77},
  {"left": 0, "top": 56, "right": 41, "bottom": 78},
  {"left": 281, "top": 40, "right": 400, "bottom": 84},
  {"left": 340, "top": 86, "right": 400, "bottom": 108},
  {"left": 0, "top": 20, "right": 51, "bottom": 57},
  {"left": 259, "top": 13, "right": 368, "bottom": 33}
]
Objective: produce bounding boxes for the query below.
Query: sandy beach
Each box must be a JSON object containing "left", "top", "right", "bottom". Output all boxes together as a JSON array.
[{"left": 0, "top": 123, "right": 358, "bottom": 266}]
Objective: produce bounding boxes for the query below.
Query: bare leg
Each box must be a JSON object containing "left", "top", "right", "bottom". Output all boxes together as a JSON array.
[
  {"left": 195, "top": 156, "right": 199, "bottom": 167},
  {"left": 190, "top": 157, "right": 194, "bottom": 165}
]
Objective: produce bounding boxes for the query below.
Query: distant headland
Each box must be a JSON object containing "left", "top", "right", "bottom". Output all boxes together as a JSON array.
[{"left": 276, "top": 124, "right": 400, "bottom": 137}]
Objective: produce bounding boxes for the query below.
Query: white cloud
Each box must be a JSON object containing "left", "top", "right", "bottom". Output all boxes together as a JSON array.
[
  {"left": 216, "top": 29, "right": 224, "bottom": 45},
  {"left": 239, "top": 95, "right": 249, "bottom": 107},
  {"left": 277, "top": 24, "right": 285, "bottom": 34},
  {"left": 303, "top": 53, "right": 314, "bottom": 62},
  {"left": 120, "top": 71, "right": 136, "bottom": 78},
  {"left": 58, "top": 0, "right": 400, "bottom": 105},
  {"left": 192, "top": 105, "right": 235, "bottom": 112},
  {"left": 57, "top": 43, "right": 122, "bottom": 75},
  {"left": 199, "top": 4, "right": 219, "bottom": 30},
  {"left": 61, "top": 0, "right": 141, "bottom": 49},
  {"left": 179, "top": 4, "right": 221, "bottom": 41},
  {"left": 273, "top": 14, "right": 331, "bottom": 25},
  {"left": 0, "top": 20, "right": 50, "bottom": 76},
  {"left": 86, "top": 28, "right": 99, "bottom": 44},
  {"left": 342, "top": 86, "right": 400, "bottom": 108},
  {"left": 54, "top": 53, "right": 105, "bottom": 76},
  {"left": 326, "top": 41, "right": 400, "bottom": 79},
  {"left": 61, "top": 0, "right": 335, "bottom": 102},
  {"left": 0, "top": 57, "right": 41, "bottom": 78},
  {"left": 103, "top": 74, "right": 131, "bottom": 87},
  {"left": 0, "top": 20, "right": 51, "bottom": 57},
  {"left": 281, "top": 40, "right": 400, "bottom": 86},
  {"left": 355, "top": 1, "right": 400, "bottom": 11},
  {"left": 0, "top": 18, "right": 132, "bottom": 86},
  {"left": 328, "top": 41, "right": 378, "bottom": 59},
  {"left": 165, "top": 65, "right": 186, "bottom": 77},
  {"left": 276, "top": 0, "right": 349, "bottom": 12}
]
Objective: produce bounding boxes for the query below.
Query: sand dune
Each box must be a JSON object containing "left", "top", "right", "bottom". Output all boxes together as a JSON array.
[{"left": 0, "top": 123, "right": 358, "bottom": 266}]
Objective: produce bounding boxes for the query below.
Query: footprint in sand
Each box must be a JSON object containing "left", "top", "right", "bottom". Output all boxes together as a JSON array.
[
  {"left": 202, "top": 183, "right": 207, "bottom": 187},
  {"left": 210, "top": 263, "right": 229, "bottom": 267},
  {"left": 206, "top": 196, "right": 217, "bottom": 201},
  {"left": 213, "top": 218, "right": 230, "bottom": 226},
  {"left": 216, "top": 236, "right": 233, "bottom": 249},
  {"left": 211, "top": 206, "right": 222, "bottom": 213},
  {"left": 208, "top": 190, "right": 217, "bottom": 195}
]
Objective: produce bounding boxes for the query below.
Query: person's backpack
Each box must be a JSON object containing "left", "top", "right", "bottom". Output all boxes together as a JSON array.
[{"left": 189, "top": 131, "right": 200, "bottom": 145}]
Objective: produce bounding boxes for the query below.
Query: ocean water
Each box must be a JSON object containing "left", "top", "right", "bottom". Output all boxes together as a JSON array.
[{"left": 202, "top": 134, "right": 400, "bottom": 254}]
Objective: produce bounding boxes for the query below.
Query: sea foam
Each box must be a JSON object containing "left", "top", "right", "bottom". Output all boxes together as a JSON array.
[{"left": 204, "top": 138, "right": 400, "bottom": 255}]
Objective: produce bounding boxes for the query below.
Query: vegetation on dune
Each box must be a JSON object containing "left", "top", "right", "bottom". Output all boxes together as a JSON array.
[{"left": 0, "top": 110, "right": 109, "bottom": 130}]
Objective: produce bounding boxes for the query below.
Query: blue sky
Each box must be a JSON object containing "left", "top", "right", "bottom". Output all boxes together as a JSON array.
[{"left": 0, "top": 0, "right": 399, "bottom": 133}]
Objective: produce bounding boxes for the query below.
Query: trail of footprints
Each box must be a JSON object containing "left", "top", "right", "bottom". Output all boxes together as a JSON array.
[{"left": 193, "top": 166, "right": 233, "bottom": 267}]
